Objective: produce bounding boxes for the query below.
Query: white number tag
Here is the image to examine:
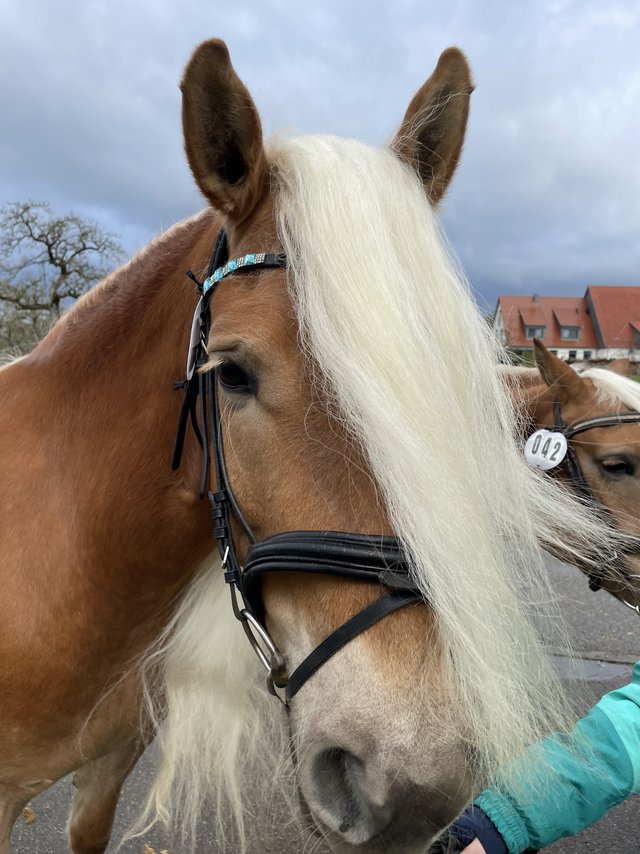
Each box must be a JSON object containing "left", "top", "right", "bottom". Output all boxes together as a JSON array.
[{"left": 524, "top": 429, "right": 568, "bottom": 470}]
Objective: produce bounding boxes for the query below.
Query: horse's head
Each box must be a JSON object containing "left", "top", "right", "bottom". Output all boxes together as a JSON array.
[
  {"left": 150, "top": 41, "right": 614, "bottom": 853},
  {"left": 180, "top": 40, "right": 476, "bottom": 849},
  {"left": 517, "top": 340, "right": 640, "bottom": 607}
]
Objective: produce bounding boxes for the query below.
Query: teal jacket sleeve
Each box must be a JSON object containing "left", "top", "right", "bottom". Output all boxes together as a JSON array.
[{"left": 475, "top": 660, "right": 640, "bottom": 853}]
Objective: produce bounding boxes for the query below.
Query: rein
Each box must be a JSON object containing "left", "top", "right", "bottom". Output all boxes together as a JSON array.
[
  {"left": 173, "top": 229, "right": 422, "bottom": 704},
  {"left": 547, "top": 400, "right": 640, "bottom": 602}
]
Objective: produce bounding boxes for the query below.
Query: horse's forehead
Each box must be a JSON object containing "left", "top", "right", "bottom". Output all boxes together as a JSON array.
[
  {"left": 560, "top": 381, "right": 640, "bottom": 442},
  {"left": 211, "top": 269, "right": 297, "bottom": 355},
  {"left": 560, "top": 378, "right": 600, "bottom": 412},
  {"left": 568, "top": 378, "right": 621, "bottom": 416}
]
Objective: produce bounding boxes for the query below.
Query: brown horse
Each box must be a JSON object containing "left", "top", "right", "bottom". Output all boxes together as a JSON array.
[
  {"left": 503, "top": 340, "right": 640, "bottom": 608},
  {"left": 0, "top": 40, "right": 614, "bottom": 854}
]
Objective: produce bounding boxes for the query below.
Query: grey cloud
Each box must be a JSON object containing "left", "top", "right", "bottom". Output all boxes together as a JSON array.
[{"left": 1, "top": 0, "right": 638, "bottom": 310}]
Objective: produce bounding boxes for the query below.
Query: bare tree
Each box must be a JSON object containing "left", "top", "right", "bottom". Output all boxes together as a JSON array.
[{"left": 0, "top": 201, "right": 124, "bottom": 352}]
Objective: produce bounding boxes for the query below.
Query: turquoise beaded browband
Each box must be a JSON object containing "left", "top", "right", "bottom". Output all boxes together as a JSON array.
[{"left": 202, "top": 250, "right": 288, "bottom": 296}]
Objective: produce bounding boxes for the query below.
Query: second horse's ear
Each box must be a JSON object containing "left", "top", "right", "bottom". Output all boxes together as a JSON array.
[
  {"left": 534, "top": 339, "right": 587, "bottom": 402},
  {"left": 181, "top": 39, "right": 268, "bottom": 222},
  {"left": 392, "top": 47, "right": 474, "bottom": 205}
]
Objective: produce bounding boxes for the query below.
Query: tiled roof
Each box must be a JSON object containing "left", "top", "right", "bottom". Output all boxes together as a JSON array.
[
  {"left": 553, "top": 307, "right": 582, "bottom": 327},
  {"left": 497, "top": 295, "right": 598, "bottom": 349},
  {"left": 519, "top": 306, "right": 546, "bottom": 326},
  {"left": 587, "top": 287, "right": 640, "bottom": 348}
]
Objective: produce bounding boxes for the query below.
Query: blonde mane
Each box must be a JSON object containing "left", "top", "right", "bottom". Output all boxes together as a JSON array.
[
  {"left": 139, "top": 135, "right": 616, "bottom": 849},
  {"left": 581, "top": 367, "right": 640, "bottom": 412}
]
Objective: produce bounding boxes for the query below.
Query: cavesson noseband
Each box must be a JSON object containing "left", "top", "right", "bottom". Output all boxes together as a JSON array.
[{"left": 173, "top": 230, "right": 423, "bottom": 704}]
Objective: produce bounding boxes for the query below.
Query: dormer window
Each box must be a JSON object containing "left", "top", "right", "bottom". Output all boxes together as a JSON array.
[
  {"left": 560, "top": 326, "right": 580, "bottom": 340},
  {"left": 526, "top": 326, "right": 545, "bottom": 339}
]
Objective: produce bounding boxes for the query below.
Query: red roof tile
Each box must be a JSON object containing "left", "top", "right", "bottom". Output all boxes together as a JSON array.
[
  {"left": 519, "top": 306, "right": 546, "bottom": 325},
  {"left": 497, "top": 296, "right": 598, "bottom": 349},
  {"left": 587, "top": 287, "right": 640, "bottom": 348},
  {"left": 553, "top": 308, "right": 582, "bottom": 327}
]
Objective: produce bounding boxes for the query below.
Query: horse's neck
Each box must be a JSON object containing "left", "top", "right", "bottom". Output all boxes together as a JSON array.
[{"left": 3, "top": 210, "right": 218, "bottom": 625}]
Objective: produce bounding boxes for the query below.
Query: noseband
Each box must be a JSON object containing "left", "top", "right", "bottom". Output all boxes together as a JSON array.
[
  {"left": 173, "top": 229, "right": 422, "bottom": 704},
  {"left": 541, "top": 400, "right": 640, "bottom": 602}
]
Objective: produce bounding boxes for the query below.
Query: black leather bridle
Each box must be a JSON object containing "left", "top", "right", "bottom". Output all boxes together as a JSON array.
[
  {"left": 544, "top": 400, "right": 640, "bottom": 597},
  {"left": 173, "top": 230, "right": 423, "bottom": 704}
]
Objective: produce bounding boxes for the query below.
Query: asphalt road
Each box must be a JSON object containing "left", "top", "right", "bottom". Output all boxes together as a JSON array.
[{"left": 10, "top": 557, "right": 640, "bottom": 853}]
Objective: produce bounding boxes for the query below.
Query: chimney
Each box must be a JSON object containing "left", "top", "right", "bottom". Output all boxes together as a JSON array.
[{"left": 532, "top": 293, "right": 540, "bottom": 304}]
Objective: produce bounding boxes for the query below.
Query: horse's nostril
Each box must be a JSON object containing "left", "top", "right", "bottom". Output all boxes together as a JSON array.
[
  {"left": 314, "top": 747, "right": 361, "bottom": 833},
  {"left": 300, "top": 740, "right": 469, "bottom": 847},
  {"left": 310, "top": 747, "right": 389, "bottom": 842}
]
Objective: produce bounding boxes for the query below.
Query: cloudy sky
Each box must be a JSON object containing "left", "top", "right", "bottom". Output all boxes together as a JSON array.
[{"left": 1, "top": 0, "right": 639, "bottom": 311}]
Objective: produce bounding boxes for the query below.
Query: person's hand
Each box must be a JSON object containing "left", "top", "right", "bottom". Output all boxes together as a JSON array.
[{"left": 448, "top": 805, "right": 507, "bottom": 854}]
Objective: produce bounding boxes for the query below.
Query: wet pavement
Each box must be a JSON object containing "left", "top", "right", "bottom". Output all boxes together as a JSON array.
[
  {"left": 543, "top": 558, "right": 640, "bottom": 854},
  {"left": 10, "top": 557, "right": 640, "bottom": 853}
]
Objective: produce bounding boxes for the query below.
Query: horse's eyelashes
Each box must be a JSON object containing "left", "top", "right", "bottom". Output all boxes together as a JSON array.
[
  {"left": 217, "top": 360, "right": 255, "bottom": 394},
  {"left": 598, "top": 455, "right": 637, "bottom": 478}
]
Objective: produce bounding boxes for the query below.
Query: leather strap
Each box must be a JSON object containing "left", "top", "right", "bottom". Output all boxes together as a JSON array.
[
  {"left": 285, "top": 589, "right": 421, "bottom": 701},
  {"left": 563, "top": 411, "right": 640, "bottom": 438}
]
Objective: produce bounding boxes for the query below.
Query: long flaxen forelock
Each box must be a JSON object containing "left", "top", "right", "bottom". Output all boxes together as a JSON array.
[
  {"left": 268, "top": 134, "right": 616, "bottom": 780},
  {"left": 138, "top": 134, "right": 618, "bottom": 849}
]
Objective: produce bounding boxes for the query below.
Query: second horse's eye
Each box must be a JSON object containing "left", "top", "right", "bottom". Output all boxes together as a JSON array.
[
  {"left": 217, "top": 360, "right": 255, "bottom": 394},
  {"left": 598, "top": 455, "right": 636, "bottom": 478}
]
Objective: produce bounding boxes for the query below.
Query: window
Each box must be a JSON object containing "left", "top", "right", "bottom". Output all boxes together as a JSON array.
[
  {"left": 526, "top": 326, "right": 545, "bottom": 339},
  {"left": 560, "top": 326, "right": 580, "bottom": 340},
  {"left": 549, "top": 350, "right": 557, "bottom": 355},
  {"left": 568, "top": 350, "right": 577, "bottom": 361},
  {"left": 583, "top": 350, "right": 593, "bottom": 360}
]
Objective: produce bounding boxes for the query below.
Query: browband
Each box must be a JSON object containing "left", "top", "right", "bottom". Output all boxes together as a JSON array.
[
  {"left": 202, "top": 251, "right": 287, "bottom": 293},
  {"left": 562, "top": 411, "right": 640, "bottom": 439}
]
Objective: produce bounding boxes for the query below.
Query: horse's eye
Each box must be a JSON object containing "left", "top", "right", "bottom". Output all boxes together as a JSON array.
[
  {"left": 598, "top": 455, "right": 636, "bottom": 478},
  {"left": 217, "top": 360, "right": 255, "bottom": 394}
]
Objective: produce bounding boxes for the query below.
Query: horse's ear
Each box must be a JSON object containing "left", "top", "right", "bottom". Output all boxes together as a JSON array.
[
  {"left": 533, "top": 339, "right": 587, "bottom": 401},
  {"left": 607, "top": 358, "right": 631, "bottom": 377},
  {"left": 392, "top": 47, "right": 473, "bottom": 205},
  {"left": 181, "top": 39, "right": 268, "bottom": 221}
]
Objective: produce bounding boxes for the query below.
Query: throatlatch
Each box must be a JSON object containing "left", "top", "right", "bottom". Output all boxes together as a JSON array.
[{"left": 173, "top": 229, "right": 423, "bottom": 704}]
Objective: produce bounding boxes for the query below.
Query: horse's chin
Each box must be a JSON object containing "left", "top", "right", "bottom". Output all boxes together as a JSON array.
[{"left": 301, "top": 805, "right": 453, "bottom": 854}]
